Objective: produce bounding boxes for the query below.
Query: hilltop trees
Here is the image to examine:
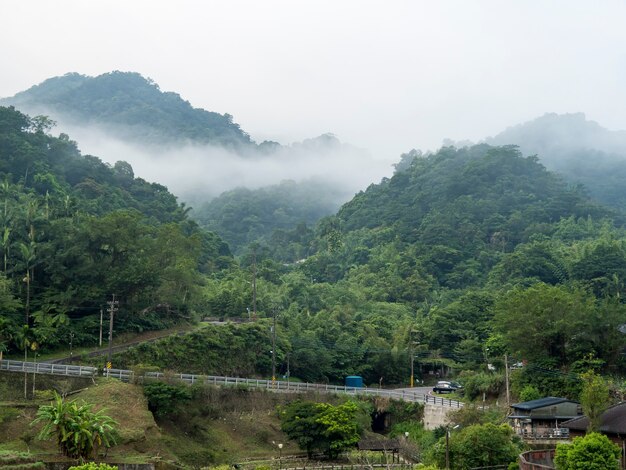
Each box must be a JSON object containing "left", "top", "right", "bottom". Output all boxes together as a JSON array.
[{"left": 0, "top": 105, "right": 229, "bottom": 355}]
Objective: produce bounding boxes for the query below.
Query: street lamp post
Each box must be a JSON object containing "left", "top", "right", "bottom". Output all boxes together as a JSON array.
[{"left": 445, "top": 425, "right": 459, "bottom": 470}]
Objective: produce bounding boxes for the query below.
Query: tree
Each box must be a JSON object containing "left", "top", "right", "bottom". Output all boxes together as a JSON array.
[
  {"left": 579, "top": 370, "right": 610, "bottom": 432},
  {"left": 555, "top": 432, "right": 620, "bottom": 470},
  {"left": 33, "top": 392, "right": 117, "bottom": 460},
  {"left": 493, "top": 283, "right": 597, "bottom": 366},
  {"left": 280, "top": 400, "right": 363, "bottom": 458},
  {"left": 143, "top": 381, "right": 191, "bottom": 417},
  {"left": 429, "top": 423, "right": 522, "bottom": 470}
]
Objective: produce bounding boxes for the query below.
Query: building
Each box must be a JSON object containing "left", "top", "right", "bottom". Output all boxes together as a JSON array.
[{"left": 509, "top": 397, "right": 582, "bottom": 440}]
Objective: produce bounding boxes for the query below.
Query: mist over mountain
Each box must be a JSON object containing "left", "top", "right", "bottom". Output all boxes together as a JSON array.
[
  {"left": 1, "top": 71, "right": 388, "bottom": 212},
  {"left": 482, "top": 113, "right": 626, "bottom": 209}
]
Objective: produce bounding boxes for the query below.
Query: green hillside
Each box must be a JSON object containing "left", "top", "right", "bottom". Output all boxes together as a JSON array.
[
  {"left": 487, "top": 113, "right": 626, "bottom": 209},
  {"left": 1, "top": 71, "right": 253, "bottom": 148},
  {"left": 124, "top": 144, "right": 626, "bottom": 395},
  {"left": 0, "top": 105, "right": 232, "bottom": 356},
  {"left": 193, "top": 179, "right": 346, "bottom": 256}
]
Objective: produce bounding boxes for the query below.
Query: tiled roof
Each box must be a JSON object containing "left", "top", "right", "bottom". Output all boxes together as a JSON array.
[
  {"left": 562, "top": 402, "right": 626, "bottom": 435},
  {"left": 511, "top": 397, "right": 578, "bottom": 411}
]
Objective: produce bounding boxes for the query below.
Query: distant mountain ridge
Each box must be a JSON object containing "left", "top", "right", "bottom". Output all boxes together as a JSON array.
[
  {"left": 483, "top": 113, "right": 626, "bottom": 209},
  {"left": 0, "top": 71, "right": 254, "bottom": 148},
  {"left": 487, "top": 112, "right": 626, "bottom": 158}
]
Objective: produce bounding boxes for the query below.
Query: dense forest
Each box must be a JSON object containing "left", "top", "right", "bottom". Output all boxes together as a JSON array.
[
  {"left": 192, "top": 179, "right": 345, "bottom": 255},
  {"left": 487, "top": 113, "right": 626, "bottom": 209},
  {"left": 151, "top": 144, "right": 626, "bottom": 395},
  {"left": 0, "top": 105, "right": 231, "bottom": 354},
  {"left": 2, "top": 101, "right": 626, "bottom": 402},
  {"left": 0, "top": 72, "right": 254, "bottom": 148}
]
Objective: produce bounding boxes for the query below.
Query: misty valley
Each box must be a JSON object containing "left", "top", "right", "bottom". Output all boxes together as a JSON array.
[{"left": 1, "top": 71, "right": 626, "bottom": 469}]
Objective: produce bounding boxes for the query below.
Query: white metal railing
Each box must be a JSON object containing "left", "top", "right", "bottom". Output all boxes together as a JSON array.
[
  {"left": 0, "top": 359, "right": 97, "bottom": 378},
  {"left": 0, "top": 359, "right": 463, "bottom": 408}
]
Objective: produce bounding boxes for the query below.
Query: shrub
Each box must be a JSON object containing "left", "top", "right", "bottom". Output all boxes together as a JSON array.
[
  {"left": 143, "top": 381, "right": 192, "bottom": 416},
  {"left": 33, "top": 392, "right": 117, "bottom": 460},
  {"left": 555, "top": 432, "right": 620, "bottom": 469}
]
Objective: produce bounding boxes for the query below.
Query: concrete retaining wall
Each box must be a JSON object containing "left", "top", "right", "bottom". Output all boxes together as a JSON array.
[{"left": 423, "top": 403, "right": 455, "bottom": 430}]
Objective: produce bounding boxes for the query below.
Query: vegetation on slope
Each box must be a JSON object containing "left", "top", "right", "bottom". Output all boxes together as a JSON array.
[
  {"left": 193, "top": 179, "right": 346, "bottom": 256},
  {"left": 0, "top": 105, "right": 232, "bottom": 356},
  {"left": 1, "top": 72, "right": 252, "bottom": 148}
]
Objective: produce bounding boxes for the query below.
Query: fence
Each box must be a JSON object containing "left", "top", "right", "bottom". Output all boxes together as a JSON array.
[
  {"left": 0, "top": 359, "right": 463, "bottom": 408},
  {"left": 0, "top": 359, "right": 96, "bottom": 378},
  {"left": 518, "top": 449, "right": 556, "bottom": 470}
]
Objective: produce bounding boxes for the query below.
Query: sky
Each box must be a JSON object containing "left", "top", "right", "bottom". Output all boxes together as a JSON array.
[{"left": 2, "top": 0, "right": 626, "bottom": 164}]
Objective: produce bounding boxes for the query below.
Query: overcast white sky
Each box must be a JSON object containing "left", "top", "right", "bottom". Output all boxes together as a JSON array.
[{"left": 2, "top": 0, "right": 626, "bottom": 162}]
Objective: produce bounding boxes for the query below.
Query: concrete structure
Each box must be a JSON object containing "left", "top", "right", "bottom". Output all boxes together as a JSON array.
[{"left": 423, "top": 402, "right": 456, "bottom": 430}]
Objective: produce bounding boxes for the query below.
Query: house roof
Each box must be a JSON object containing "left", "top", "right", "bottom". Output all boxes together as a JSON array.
[
  {"left": 562, "top": 402, "right": 626, "bottom": 435},
  {"left": 511, "top": 397, "right": 578, "bottom": 411}
]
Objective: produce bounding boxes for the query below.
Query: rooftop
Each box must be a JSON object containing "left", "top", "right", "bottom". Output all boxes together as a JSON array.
[
  {"left": 562, "top": 402, "right": 626, "bottom": 435},
  {"left": 511, "top": 397, "right": 578, "bottom": 411}
]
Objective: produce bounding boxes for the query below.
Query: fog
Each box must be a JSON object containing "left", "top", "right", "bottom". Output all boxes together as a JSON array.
[
  {"left": 3, "top": 1, "right": 626, "bottom": 161},
  {"left": 53, "top": 119, "right": 391, "bottom": 206}
]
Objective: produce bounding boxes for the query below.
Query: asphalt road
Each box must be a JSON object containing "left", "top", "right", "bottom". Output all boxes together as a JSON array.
[{"left": 393, "top": 385, "right": 433, "bottom": 396}]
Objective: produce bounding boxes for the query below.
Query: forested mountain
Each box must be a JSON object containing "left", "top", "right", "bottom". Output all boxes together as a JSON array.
[
  {"left": 3, "top": 98, "right": 625, "bottom": 399},
  {"left": 184, "top": 144, "right": 626, "bottom": 391},
  {"left": 0, "top": 72, "right": 253, "bottom": 148},
  {"left": 486, "top": 113, "right": 626, "bottom": 209},
  {"left": 0, "top": 105, "right": 232, "bottom": 354},
  {"left": 309, "top": 144, "right": 611, "bottom": 288},
  {"left": 193, "top": 179, "right": 345, "bottom": 255}
]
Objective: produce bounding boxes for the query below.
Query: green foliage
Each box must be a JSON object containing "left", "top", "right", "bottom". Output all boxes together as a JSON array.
[
  {"left": 518, "top": 385, "right": 541, "bottom": 402},
  {"left": 195, "top": 180, "right": 344, "bottom": 256},
  {"left": 279, "top": 400, "right": 363, "bottom": 458},
  {"left": 68, "top": 464, "right": 118, "bottom": 470},
  {"left": 429, "top": 423, "right": 522, "bottom": 470},
  {"left": 113, "top": 322, "right": 278, "bottom": 377},
  {"left": 493, "top": 283, "right": 609, "bottom": 367},
  {"left": 33, "top": 392, "right": 117, "bottom": 460},
  {"left": 0, "top": 105, "right": 232, "bottom": 355},
  {"left": 143, "top": 381, "right": 192, "bottom": 417},
  {"left": 457, "top": 371, "right": 503, "bottom": 401},
  {"left": 2, "top": 72, "right": 252, "bottom": 148},
  {"left": 579, "top": 370, "right": 611, "bottom": 432},
  {"left": 555, "top": 432, "right": 620, "bottom": 470}
]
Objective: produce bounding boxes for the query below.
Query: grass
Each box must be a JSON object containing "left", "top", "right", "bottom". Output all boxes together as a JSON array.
[{"left": 0, "top": 372, "right": 300, "bottom": 468}]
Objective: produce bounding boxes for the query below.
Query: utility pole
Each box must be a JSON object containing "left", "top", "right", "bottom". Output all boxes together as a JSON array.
[
  {"left": 271, "top": 306, "right": 277, "bottom": 383},
  {"left": 99, "top": 308, "right": 103, "bottom": 347},
  {"left": 107, "top": 294, "right": 119, "bottom": 364},
  {"left": 504, "top": 353, "right": 510, "bottom": 408}
]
